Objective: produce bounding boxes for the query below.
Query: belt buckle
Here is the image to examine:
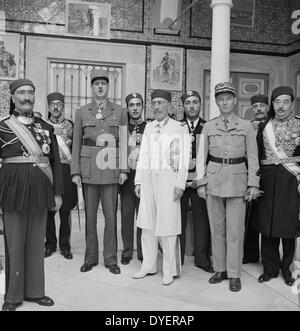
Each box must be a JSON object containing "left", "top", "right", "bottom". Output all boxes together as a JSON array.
[{"left": 223, "top": 157, "right": 229, "bottom": 166}]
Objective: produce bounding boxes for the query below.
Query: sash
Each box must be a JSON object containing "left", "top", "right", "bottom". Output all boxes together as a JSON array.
[
  {"left": 264, "top": 121, "right": 300, "bottom": 178},
  {"left": 57, "top": 135, "right": 72, "bottom": 162},
  {"left": 195, "top": 133, "right": 205, "bottom": 180},
  {"left": 4, "top": 116, "right": 53, "bottom": 185}
]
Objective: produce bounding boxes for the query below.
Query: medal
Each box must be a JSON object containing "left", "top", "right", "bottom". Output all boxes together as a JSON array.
[
  {"left": 96, "top": 113, "right": 102, "bottom": 120},
  {"left": 42, "top": 144, "right": 50, "bottom": 154}
]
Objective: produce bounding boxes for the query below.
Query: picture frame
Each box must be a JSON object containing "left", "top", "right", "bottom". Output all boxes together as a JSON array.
[
  {"left": 150, "top": 45, "right": 183, "bottom": 91},
  {"left": 0, "top": 33, "right": 19, "bottom": 80},
  {"left": 231, "top": 0, "right": 255, "bottom": 28},
  {"left": 66, "top": 0, "right": 111, "bottom": 39}
]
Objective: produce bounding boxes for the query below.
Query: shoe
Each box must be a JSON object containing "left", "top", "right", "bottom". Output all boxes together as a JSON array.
[
  {"left": 2, "top": 301, "right": 22, "bottom": 311},
  {"left": 105, "top": 264, "right": 121, "bottom": 274},
  {"left": 196, "top": 264, "right": 214, "bottom": 273},
  {"left": 258, "top": 273, "right": 277, "bottom": 283},
  {"left": 132, "top": 270, "right": 157, "bottom": 279},
  {"left": 162, "top": 275, "right": 174, "bottom": 286},
  {"left": 44, "top": 248, "right": 56, "bottom": 258},
  {"left": 24, "top": 296, "right": 54, "bottom": 306},
  {"left": 229, "top": 278, "right": 241, "bottom": 292},
  {"left": 283, "top": 275, "right": 295, "bottom": 287},
  {"left": 209, "top": 272, "right": 228, "bottom": 284},
  {"left": 121, "top": 257, "right": 131, "bottom": 265},
  {"left": 61, "top": 250, "right": 73, "bottom": 260},
  {"left": 80, "top": 262, "right": 98, "bottom": 272}
]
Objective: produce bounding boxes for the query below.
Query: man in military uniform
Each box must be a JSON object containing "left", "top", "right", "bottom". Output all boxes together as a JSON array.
[
  {"left": 120, "top": 93, "right": 146, "bottom": 265},
  {"left": 243, "top": 94, "right": 269, "bottom": 264},
  {"left": 71, "top": 69, "right": 129, "bottom": 274},
  {"left": 254, "top": 86, "right": 300, "bottom": 287},
  {"left": 45, "top": 92, "right": 77, "bottom": 260},
  {"left": 180, "top": 90, "right": 213, "bottom": 273},
  {"left": 197, "top": 82, "right": 260, "bottom": 292},
  {"left": 0, "top": 78, "right": 63, "bottom": 311}
]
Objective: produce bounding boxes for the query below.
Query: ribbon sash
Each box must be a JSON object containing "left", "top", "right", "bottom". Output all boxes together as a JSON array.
[
  {"left": 56, "top": 135, "right": 72, "bottom": 162},
  {"left": 264, "top": 121, "right": 300, "bottom": 178},
  {"left": 5, "top": 116, "right": 53, "bottom": 185}
]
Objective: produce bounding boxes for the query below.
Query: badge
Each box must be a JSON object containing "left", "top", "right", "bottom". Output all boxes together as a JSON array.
[
  {"left": 42, "top": 144, "right": 50, "bottom": 154},
  {"left": 187, "top": 90, "right": 193, "bottom": 96},
  {"left": 96, "top": 113, "right": 102, "bottom": 120}
]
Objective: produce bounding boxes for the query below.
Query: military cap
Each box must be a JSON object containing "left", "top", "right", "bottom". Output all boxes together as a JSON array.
[
  {"left": 215, "top": 82, "right": 236, "bottom": 97},
  {"left": 181, "top": 90, "right": 201, "bottom": 103},
  {"left": 125, "top": 92, "right": 143, "bottom": 107},
  {"left": 271, "top": 86, "right": 294, "bottom": 101},
  {"left": 47, "top": 92, "right": 64, "bottom": 104},
  {"left": 151, "top": 89, "right": 171, "bottom": 102},
  {"left": 251, "top": 94, "right": 268, "bottom": 105},
  {"left": 9, "top": 78, "right": 35, "bottom": 95},
  {"left": 90, "top": 69, "right": 109, "bottom": 84}
]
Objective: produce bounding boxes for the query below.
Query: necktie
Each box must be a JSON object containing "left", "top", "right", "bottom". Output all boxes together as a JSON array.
[
  {"left": 190, "top": 121, "right": 194, "bottom": 130},
  {"left": 224, "top": 119, "right": 229, "bottom": 130}
]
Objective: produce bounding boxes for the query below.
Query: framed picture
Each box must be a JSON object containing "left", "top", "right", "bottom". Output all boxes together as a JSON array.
[
  {"left": 231, "top": 0, "right": 255, "bottom": 28},
  {"left": 150, "top": 46, "right": 183, "bottom": 91},
  {"left": 66, "top": 1, "right": 111, "bottom": 39},
  {"left": 238, "top": 77, "right": 264, "bottom": 98},
  {"left": 0, "top": 33, "right": 19, "bottom": 80}
]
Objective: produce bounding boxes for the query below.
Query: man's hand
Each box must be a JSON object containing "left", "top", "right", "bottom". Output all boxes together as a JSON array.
[
  {"left": 135, "top": 184, "right": 141, "bottom": 198},
  {"left": 174, "top": 187, "right": 184, "bottom": 201},
  {"left": 72, "top": 175, "right": 82, "bottom": 187},
  {"left": 245, "top": 186, "right": 260, "bottom": 201},
  {"left": 197, "top": 186, "right": 207, "bottom": 200},
  {"left": 190, "top": 180, "right": 198, "bottom": 189},
  {"left": 54, "top": 195, "right": 63, "bottom": 211},
  {"left": 119, "top": 173, "right": 128, "bottom": 185}
]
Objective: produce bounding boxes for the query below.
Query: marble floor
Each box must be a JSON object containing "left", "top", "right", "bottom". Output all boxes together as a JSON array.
[{"left": 0, "top": 210, "right": 299, "bottom": 311}]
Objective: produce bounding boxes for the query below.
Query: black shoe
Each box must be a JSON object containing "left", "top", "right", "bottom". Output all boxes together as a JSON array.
[
  {"left": 105, "top": 264, "right": 121, "bottom": 274},
  {"left": 283, "top": 275, "right": 295, "bottom": 287},
  {"left": 44, "top": 248, "right": 56, "bottom": 258},
  {"left": 209, "top": 272, "right": 228, "bottom": 284},
  {"left": 258, "top": 273, "right": 277, "bottom": 283},
  {"left": 229, "top": 278, "right": 241, "bottom": 292},
  {"left": 196, "top": 264, "right": 214, "bottom": 273},
  {"left": 80, "top": 262, "right": 98, "bottom": 272},
  {"left": 61, "top": 250, "right": 73, "bottom": 260},
  {"left": 121, "top": 257, "right": 131, "bottom": 265},
  {"left": 24, "top": 296, "right": 54, "bottom": 306},
  {"left": 2, "top": 301, "right": 22, "bottom": 311}
]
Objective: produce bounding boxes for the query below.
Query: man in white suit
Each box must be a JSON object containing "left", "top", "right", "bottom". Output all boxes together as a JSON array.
[{"left": 133, "top": 90, "right": 190, "bottom": 286}]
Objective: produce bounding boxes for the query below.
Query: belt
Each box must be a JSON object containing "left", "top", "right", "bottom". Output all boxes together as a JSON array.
[
  {"left": 1, "top": 155, "right": 49, "bottom": 164},
  {"left": 208, "top": 155, "right": 246, "bottom": 166},
  {"left": 260, "top": 156, "right": 300, "bottom": 166}
]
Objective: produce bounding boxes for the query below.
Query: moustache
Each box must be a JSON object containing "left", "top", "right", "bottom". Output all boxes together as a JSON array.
[{"left": 21, "top": 100, "right": 33, "bottom": 105}]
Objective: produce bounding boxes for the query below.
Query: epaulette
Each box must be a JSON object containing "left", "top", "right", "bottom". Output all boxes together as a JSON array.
[
  {"left": 295, "top": 116, "right": 300, "bottom": 120},
  {"left": 207, "top": 117, "right": 218, "bottom": 122}
]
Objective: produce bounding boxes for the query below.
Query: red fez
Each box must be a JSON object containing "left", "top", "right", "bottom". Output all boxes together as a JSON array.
[
  {"left": 125, "top": 92, "right": 143, "bottom": 106},
  {"left": 251, "top": 94, "right": 268, "bottom": 105},
  {"left": 151, "top": 90, "right": 171, "bottom": 102},
  {"left": 47, "top": 92, "right": 64, "bottom": 104},
  {"left": 271, "top": 86, "right": 294, "bottom": 101},
  {"left": 181, "top": 90, "right": 201, "bottom": 103},
  {"left": 9, "top": 78, "right": 35, "bottom": 95}
]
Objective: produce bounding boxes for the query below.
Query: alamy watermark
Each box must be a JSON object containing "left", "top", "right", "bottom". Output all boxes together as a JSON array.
[{"left": 292, "top": 10, "right": 300, "bottom": 35}]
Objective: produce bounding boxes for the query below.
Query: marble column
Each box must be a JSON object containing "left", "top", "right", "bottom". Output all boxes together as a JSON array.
[{"left": 209, "top": 0, "right": 233, "bottom": 119}]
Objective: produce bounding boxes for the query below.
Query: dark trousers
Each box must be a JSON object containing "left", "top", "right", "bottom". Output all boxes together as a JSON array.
[
  {"left": 261, "top": 235, "right": 295, "bottom": 277},
  {"left": 45, "top": 210, "right": 71, "bottom": 252},
  {"left": 180, "top": 187, "right": 211, "bottom": 267},
  {"left": 120, "top": 174, "right": 142, "bottom": 261},
  {"left": 83, "top": 183, "right": 118, "bottom": 266},
  {"left": 243, "top": 226, "right": 260, "bottom": 262},
  {"left": 3, "top": 210, "right": 47, "bottom": 304}
]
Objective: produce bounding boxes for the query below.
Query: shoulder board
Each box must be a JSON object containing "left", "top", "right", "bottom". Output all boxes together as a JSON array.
[
  {"left": 295, "top": 116, "right": 300, "bottom": 120},
  {"left": 207, "top": 117, "right": 218, "bottom": 122}
]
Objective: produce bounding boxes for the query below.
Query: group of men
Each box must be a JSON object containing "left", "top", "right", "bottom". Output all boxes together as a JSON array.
[{"left": 0, "top": 68, "right": 299, "bottom": 311}]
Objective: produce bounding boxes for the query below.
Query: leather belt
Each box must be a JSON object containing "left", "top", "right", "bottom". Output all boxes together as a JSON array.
[
  {"left": 1, "top": 155, "right": 50, "bottom": 164},
  {"left": 260, "top": 156, "right": 300, "bottom": 166},
  {"left": 208, "top": 155, "right": 246, "bottom": 166}
]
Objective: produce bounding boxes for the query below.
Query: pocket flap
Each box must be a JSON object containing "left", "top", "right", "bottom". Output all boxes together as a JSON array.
[{"left": 207, "top": 161, "right": 218, "bottom": 174}]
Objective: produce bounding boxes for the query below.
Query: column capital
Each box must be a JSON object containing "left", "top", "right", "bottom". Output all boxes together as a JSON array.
[{"left": 210, "top": 0, "right": 233, "bottom": 10}]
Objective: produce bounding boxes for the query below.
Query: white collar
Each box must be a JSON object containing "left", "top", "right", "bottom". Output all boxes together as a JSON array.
[{"left": 187, "top": 117, "right": 199, "bottom": 129}]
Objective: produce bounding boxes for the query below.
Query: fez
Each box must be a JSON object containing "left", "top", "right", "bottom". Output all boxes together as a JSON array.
[
  {"left": 126, "top": 92, "right": 143, "bottom": 107},
  {"left": 47, "top": 92, "right": 64, "bottom": 104},
  {"left": 181, "top": 90, "right": 201, "bottom": 103},
  {"left": 271, "top": 86, "right": 294, "bottom": 101},
  {"left": 251, "top": 95, "right": 269, "bottom": 105},
  {"left": 90, "top": 69, "right": 109, "bottom": 85},
  {"left": 151, "top": 89, "right": 171, "bottom": 102},
  {"left": 9, "top": 78, "right": 35, "bottom": 95},
  {"left": 215, "top": 82, "right": 236, "bottom": 97}
]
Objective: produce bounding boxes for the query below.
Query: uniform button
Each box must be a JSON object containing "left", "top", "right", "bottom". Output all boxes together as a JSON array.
[{"left": 33, "top": 164, "right": 37, "bottom": 167}]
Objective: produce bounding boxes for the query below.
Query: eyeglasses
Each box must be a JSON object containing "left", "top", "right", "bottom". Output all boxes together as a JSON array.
[{"left": 49, "top": 102, "right": 64, "bottom": 108}]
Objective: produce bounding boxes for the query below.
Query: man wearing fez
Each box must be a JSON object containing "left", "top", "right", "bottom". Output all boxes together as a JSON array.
[
  {"left": 0, "top": 79, "right": 63, "bottom": 311},
  {"left": 254, "top": 86, "right": 300, "bottom": 286},
  {"left": 180, "top": 90, "right": 213, "bottom": 273},
  {"left": 45, "top": 92, "right": 77, "bottom": 260},
  {"left": 197, "top": 82, "right": 260, "bottom": 292},
  {"left": 120, "top": 93, "right": 146, "bottom": 265},
  {"left": 133, "top": 90, "right": 190, "bottom": 286},
  {"left": 71, "top": 69, "right": 129, "bottom": 274},
  {"left": 243, "top": 94, "right": 269, "bottom": 264}
]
